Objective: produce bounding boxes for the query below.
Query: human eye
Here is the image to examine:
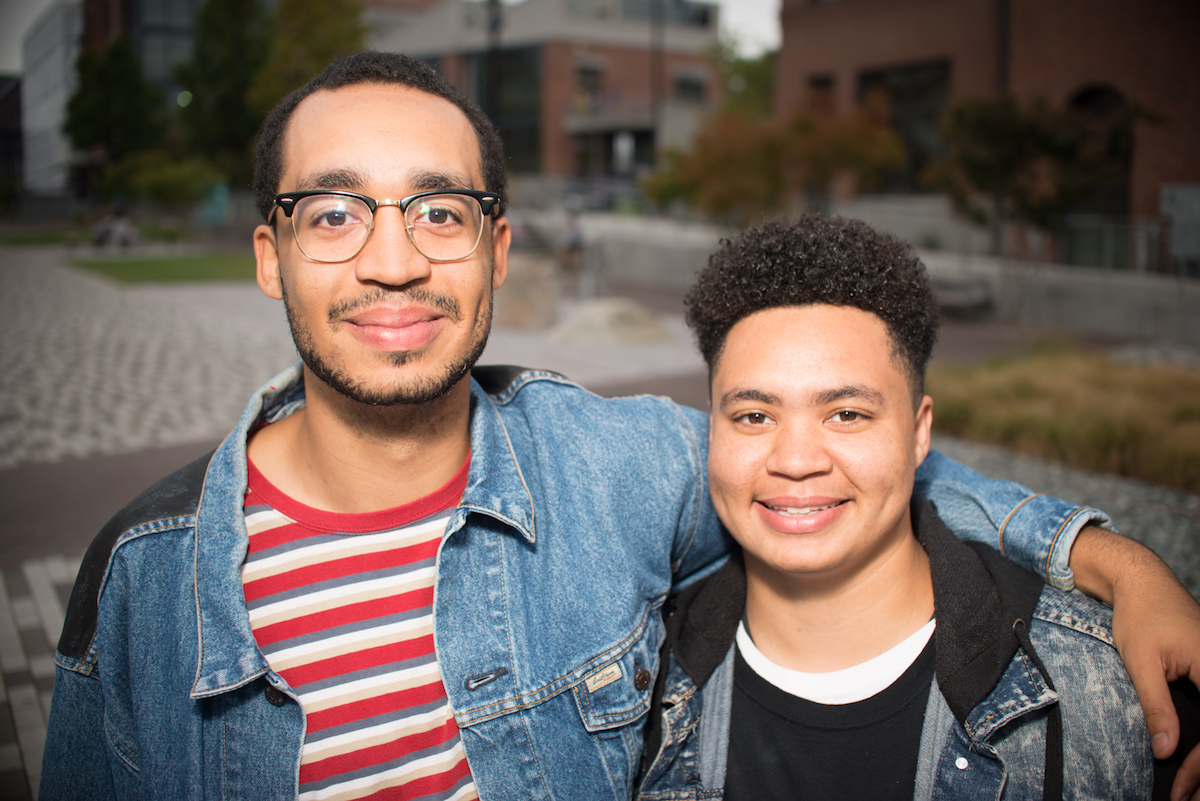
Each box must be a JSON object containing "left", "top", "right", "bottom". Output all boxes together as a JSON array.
[
  {"left": 299, "top": 196, "right": 368, "bottom": 233},
  {"left": 410, "top": 195, "right": 469, "bottom": 232},
  {"left": 733, "top": 411, "right": 774, "bottom": 427},
  {"left": 825, "top": 409, "right": 869, "bottom": 426}
]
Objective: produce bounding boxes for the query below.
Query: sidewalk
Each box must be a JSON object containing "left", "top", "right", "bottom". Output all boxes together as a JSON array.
[{"left": 0, "top": 556, "right": 76, "bottom": 799}]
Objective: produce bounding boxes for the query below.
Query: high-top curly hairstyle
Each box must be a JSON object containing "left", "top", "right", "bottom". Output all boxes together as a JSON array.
[
  {"left": 252, "top": 51, "right": 508, "bottom": 222},
  {"left": 685, "top": 214, "right": 939, "bottom": 405}
]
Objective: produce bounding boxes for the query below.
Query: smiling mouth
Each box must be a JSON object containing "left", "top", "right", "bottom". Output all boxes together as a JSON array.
[{"left": 764, "top": 501, "right": 846, "bottom": 517}]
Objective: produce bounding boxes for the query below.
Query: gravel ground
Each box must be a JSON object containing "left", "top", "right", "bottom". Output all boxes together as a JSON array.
[{"left": 934, "top": 435, "right": 1200, "bottom": 599}]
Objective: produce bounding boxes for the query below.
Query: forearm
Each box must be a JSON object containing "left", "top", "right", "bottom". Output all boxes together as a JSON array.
[{"left": 915, "top": 449, "right": 1112, "bottom": 588}]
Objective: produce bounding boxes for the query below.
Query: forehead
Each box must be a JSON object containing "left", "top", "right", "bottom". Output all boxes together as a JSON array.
[
  {"left": 714, "top": 305, "right": 906, "bottom": 396},
  {"left": 281, "top": 83, "right": 483, "bottom": 191}
]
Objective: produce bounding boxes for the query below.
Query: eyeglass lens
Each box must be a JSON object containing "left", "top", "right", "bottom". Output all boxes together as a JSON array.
[{"left": 291, "top": 194, "right": 485, "bottom": 263}]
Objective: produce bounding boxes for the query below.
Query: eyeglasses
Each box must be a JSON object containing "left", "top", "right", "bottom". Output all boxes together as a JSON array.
[{"left": 272, "top": 189, "right": 502, "bottom": 264}]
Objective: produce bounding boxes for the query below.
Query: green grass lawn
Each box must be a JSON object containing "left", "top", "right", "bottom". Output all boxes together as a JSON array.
[
  {"left": 928, "top": 345, "right": 1200, "bottom": 493},
  {"left": 70, "top": 252, "right": 258, "bottom": 283}
]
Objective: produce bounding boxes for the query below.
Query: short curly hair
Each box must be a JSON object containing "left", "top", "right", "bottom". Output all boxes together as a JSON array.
[
  {"left": 252, "top": 51, "right": 508, "bottom": 222},
  {"left": 685, "top": 214, "right": 939, "bottom": 404}
]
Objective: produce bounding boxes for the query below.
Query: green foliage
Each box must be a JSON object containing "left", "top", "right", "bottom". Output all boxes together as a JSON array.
[
  {"left": 924, "top": 96, "right": 1123, "bottom": 234},
  {"left": 106, "top": 151, "right": 223, "bottom": 212},
  {"left": 64, "top": 37, "right": 165, "bottom": 161},
  {"left": 175, "top": 0, "right": 268, "bottom": 186},
  {"left": 71, "top": 252, "right": 258, "bottom": 283},
  {"left": 711, "top": 38, "right": 775, "bottom": 119},
  {"left": 246, "top": 0, "right": 367, "bottom": 114},
  {"left": 643, "top": 96, "right": 904, "bottom": 226},
  {"left": 643, "top": 113, "right": 785, "bottom": 224},
  {"left": 928, "top": 347, "right": 1200, "bottom": 493}
]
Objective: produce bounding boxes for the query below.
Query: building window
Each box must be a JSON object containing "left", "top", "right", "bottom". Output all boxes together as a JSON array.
[
  {"left": 577, "top": 64, "right": 603, "bottom": 93},
  {"left": 857, "top": 59, "right": 951, "bottom": 192},
  {"left": 675, "top": 74, "right": 706, "bottom": 103},
  {"left": 807, "top": 74, "right": 834, "bottom": 115}
]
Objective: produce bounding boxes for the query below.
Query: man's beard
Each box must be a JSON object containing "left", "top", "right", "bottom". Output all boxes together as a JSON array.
[{"left": 282, "top": 283, "right": 492, "bottom": 407}]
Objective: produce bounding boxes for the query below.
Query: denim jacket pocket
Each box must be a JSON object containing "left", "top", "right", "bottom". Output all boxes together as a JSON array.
[{"left": 571, "top": 615, "right": 661, "bottom": 733}]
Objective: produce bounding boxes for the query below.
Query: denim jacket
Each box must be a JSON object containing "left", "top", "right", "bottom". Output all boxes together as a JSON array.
[
  {"left": 42, "top": 365, "right": 1110, "bottom": 800},
  {"left": 636, "top": 496, "right": 1152, "bottom": 801}
]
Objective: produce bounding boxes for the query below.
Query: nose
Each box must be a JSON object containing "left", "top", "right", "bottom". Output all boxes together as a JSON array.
[
  {"left": 764, "top": 421, "right": 834, "bottom": 480},
  {"left": 352, "top": 204, "right": 432, "bottom": 288}
]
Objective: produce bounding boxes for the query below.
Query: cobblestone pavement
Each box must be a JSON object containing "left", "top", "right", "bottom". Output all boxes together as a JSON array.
[{"left": 0, "top": 247, "right": 1197, "bottom": 798}]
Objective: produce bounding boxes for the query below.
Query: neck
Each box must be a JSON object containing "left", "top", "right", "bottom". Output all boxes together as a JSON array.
[
  {"left": 743, "top": 521, "right": 934, "bottom": 673},
  {"left": 247, "top": 367, "right": 472, "bottom": 513}
]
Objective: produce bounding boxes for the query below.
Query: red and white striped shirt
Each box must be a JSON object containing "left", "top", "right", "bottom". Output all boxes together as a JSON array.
[{"left": 243, "top": 455, "right": 477, "bottom": 801}]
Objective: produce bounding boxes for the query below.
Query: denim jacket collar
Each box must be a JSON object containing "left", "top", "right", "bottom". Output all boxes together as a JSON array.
[{"left": 189, "top": 364, "right": 535, "bottom": 697}]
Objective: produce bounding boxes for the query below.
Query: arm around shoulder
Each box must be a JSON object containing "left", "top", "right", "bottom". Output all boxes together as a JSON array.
[{"left": 915, "top": 449, "right": 1110, "bottom": 588}]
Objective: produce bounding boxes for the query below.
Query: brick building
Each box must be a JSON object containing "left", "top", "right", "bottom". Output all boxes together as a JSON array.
[
  {"left": 369, "top": 0, "right": 720, "bottom": 179},
  {"left": 775, "top": 0, "right": 1200, "bottom": 264}
]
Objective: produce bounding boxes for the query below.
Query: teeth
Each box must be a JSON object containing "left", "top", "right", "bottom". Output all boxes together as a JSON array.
[{"left": 768, "top": 502, "right": 839, "bottom": 516}]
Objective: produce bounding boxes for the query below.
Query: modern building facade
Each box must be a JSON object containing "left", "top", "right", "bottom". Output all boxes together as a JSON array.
[
  {"left": 20, "top": 0, "right": 83, "bottom": 196},
  {"left": 774, "top": 0, "right": 1200, "bottom": 267},
  {"left": 83, "top": 0, "right": 206, "bottom": 100},
  {"left": 369, "top": 0, "right": 720, "bottom": 178}
]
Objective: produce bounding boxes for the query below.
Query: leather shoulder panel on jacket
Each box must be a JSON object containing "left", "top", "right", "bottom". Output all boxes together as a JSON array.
[{"left": 57, "top": 450, "right": 215, "bottom": 661}]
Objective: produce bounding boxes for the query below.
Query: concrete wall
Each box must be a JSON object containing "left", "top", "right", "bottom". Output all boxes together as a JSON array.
[
  {"left": 922, "top": 251, "right": 1200, "bottom": 347},
  {"left": 524, "top": 209, "right": 1200, "bottom": 347}
]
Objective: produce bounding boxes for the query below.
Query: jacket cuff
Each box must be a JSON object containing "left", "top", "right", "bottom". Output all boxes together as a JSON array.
[{"left": 999, "top": 497, "right": 1115, "bottom": 592}]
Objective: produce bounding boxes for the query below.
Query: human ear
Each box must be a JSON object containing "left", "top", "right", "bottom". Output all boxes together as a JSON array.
[
  {"left": 913, "top": 395, "right": 933, "bottom": 467},
  {"left": 489, "top": 216, "right": 511, "bottom": 290},
  {"left": 254, "top": 224, "right": 283, "bottom": 300}
]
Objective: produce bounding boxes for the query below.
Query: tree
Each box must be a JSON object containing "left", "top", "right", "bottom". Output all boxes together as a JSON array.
[
  {"left": 711, "top": 38, "right": 775, "bottom": 119},
  {"left": 923, "top": 95, "right": 1127, "bottom": 250},
  {"left": 106, "top": 150, "right": 223, "bottom": 219},
  {"left": 246, "top": 0, "right": 366, "bottom": 115},
  {"left": 64, "top": 37, "right": 165, "bottom": 163},
  {"left": 643, "top": 99, "right": 904, "bottom": 226},
  {"left": 175, "top": 0, "right": 268, "bottom": 186}
]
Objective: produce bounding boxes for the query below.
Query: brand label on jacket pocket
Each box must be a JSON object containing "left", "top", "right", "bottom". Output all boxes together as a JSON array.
[{"left": 585, "top": 663, "right": 623, "bottom": 693}]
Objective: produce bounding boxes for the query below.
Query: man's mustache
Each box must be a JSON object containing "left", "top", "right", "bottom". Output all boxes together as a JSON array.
[{"left": 328, "top": 287, "right": 463, "bottom": 322}]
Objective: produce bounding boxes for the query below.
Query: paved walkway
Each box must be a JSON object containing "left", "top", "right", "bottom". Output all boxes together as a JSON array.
[{"left": 1, "top": 245, "right": 1196, "bottom": 798}]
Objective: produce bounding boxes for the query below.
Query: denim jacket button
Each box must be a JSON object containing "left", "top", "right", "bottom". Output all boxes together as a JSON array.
[
  {"left": 264, "top": 685, "right": 288, "bottom": 706},
  {"left": 634, "top": 668, "right": 652, "bottom": 692}
]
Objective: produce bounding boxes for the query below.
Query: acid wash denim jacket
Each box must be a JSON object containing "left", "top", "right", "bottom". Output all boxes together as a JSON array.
[
  {"left": 41, "top": 365, "right": 1111, "bottom": 801},
  {"left": 636, "top": 495, "right": 1152, "bottom": 801}
]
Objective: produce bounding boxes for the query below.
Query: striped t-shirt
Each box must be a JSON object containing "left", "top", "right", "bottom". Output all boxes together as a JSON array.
[{"left": 242, "top": 455, "right": 477, "bottom": 801}]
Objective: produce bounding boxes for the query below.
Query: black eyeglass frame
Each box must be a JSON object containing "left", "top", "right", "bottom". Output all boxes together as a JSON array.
[{"left": 272, "top": 189, "right": 503, "bottom": 263}]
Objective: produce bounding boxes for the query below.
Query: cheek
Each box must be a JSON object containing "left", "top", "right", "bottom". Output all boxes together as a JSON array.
[
  {"left": 708, "top": 434, "right": 765, "bottom": 511},
  {"left": 832, "top": 428, "right": 915, "bottom": 497}
]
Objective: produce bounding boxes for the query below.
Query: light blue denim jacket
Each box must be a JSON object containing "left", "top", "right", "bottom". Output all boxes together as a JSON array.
[
  {"left": 41, "top": 365, "right": 1110, "bottom": 800},
  {"left": 636, "top": 498, "right": 1152, "bottom": 801}
]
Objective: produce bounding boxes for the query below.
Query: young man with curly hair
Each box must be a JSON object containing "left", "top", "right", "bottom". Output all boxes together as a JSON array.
[{"left": 637, "top": 215, "right": 1189, "bottom": 800}]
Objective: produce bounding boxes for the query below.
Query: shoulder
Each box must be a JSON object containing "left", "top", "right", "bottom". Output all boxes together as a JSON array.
[
  {"left": 57, "top": 450, "right": 213, "bottom": 664},
  {"left": 1031, "top": 585, "right": 1116, "bottom": 648},
  {"left": 1024, "top": 587, "right": 1153, "bottom": 794},
  {"left": 471, "top": 364, "right": 709, "bottom": 435}
]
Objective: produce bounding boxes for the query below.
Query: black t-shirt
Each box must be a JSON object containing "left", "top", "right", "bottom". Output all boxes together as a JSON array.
[{"left": 724, "top": 637, "right": 936, "bottom": 801}]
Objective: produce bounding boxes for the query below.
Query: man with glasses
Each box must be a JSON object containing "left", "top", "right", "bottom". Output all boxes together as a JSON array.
[{"left": 41, "top": 52, "right": 1200, "bottom": 800}]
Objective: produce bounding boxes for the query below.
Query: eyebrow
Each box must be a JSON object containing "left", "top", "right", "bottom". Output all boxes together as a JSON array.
[
  {"left": 293, "top": 169, "right": 474, "bottom": 195},
  {"left": 718, "top": 388, "right": 780, "bottom": 412},
  {"left": 409, "top": 170, "right": 474, "bottom": 192},
  {"left": 295, "top": 168, "right": 366, "bottom": 192},
  {"left": 718, "top": 384, "right": 887, "bottom": 412},
  {"left": 812, "top": 385, "right": 887, "bottom": 407}
]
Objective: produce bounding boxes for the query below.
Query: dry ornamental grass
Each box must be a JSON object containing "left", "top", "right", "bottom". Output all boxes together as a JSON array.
[{"left": 927, "top": 345, "right": 1200, "bottom": 493}]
